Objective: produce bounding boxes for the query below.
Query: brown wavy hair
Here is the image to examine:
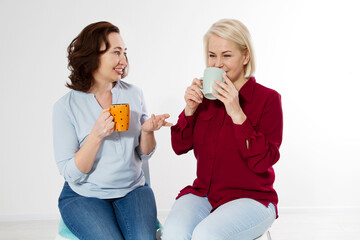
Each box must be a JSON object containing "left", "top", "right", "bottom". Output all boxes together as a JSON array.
[{"left": 66, "top": 21, "right": 128, "bottom": 92}]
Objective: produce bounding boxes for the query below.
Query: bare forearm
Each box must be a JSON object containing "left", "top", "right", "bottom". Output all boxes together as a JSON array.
[
  {"left": 139, "top": 130, "right": 156, "bottom": 155},
  {"left": 184, "top": 106, "right": 196, "bottom": 116},
  {"left": 74, "top": 132, "right": 103, "bottom": 174},
  {"left": 231, "top": 110, "right": 247, "bottom": 125}
]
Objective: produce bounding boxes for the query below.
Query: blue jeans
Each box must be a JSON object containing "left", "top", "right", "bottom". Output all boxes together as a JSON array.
[
  {"left": 162, "top": 194, "right": 276, "bottom": 240},
  {"left": 59, "top": 182, "right": 157, "bottom": 240}
]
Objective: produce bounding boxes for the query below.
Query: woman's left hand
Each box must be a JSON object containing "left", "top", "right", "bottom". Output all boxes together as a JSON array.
[
  {"left": 142, "top": 114, "right": 173, "bottom": 132},
  {"left": 212, "top": 74, "right": 247, "bottom": 124}
]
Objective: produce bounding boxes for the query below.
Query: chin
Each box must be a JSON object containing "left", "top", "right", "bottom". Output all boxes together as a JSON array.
[{"left": 113, "top": 76, "right": 121, "bottom": 82}]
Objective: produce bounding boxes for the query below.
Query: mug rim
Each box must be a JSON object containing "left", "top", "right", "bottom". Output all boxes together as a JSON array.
[
  {"left": 110, "top": 103, "right": 129, "bottom": 106},
  {"left": 205, "top": 67, "right": 225, "bottom": 71}
]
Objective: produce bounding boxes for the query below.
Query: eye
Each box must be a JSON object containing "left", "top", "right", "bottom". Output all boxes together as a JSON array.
[
  {"left": 209, "top": 54, "right": 215, "bottom": 58},
  {"left": 224, "top": 54, "right": 231, "bottom": 58},
  {"left": 114, "top": 51, "right": 121, "bottom": 56}
]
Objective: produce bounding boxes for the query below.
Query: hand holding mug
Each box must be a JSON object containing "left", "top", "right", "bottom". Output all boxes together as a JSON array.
[
  {"left": 92, "top": 109, "right": 115, "bottom": 139},
  {"left": 184, "top": 78, "right": 203, "bottom": 116},
  {"left": 212, "top": 74, "right": 247, "bottom": 125}
]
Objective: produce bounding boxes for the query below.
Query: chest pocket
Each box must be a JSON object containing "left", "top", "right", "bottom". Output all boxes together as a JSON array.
[
  {"left": 221, "top": 117, "right": 239, "bottom": 150},
  {"left": 221, "top": 116, "right": 259, "bottom": 150},
  {"left": 193, "top": 112, "right": 214, "bottom": 145}
]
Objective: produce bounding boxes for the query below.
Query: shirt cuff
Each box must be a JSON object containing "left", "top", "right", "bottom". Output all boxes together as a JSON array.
[
  {"left": 136, "top": 144, "right": 157, "bottom": 161},
  {"left": 65, "top": 158, "right": 87, "bottom": 183},
  {"left": 177, "top": 110, "right": 195, "bottom": 140},
  {"left": 233, "top": 118, "right": 255, "bottom": 140},
  {"left": 178, "top": 110, "right": 195, "bottom": 129}
]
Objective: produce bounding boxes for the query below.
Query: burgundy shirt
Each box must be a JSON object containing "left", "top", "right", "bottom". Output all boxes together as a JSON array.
[{"left": 171, "top": 77, "right": 283, "bottom": 217}]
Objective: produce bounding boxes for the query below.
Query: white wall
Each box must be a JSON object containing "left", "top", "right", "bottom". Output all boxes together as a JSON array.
[{"left": 1, "top": 0, "right": 359, "bottom": 221}]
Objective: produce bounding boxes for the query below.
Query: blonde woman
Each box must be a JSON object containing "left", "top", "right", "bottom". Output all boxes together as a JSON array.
[{"left": 163, "top": 19, "right": 283, "bottom": 240}]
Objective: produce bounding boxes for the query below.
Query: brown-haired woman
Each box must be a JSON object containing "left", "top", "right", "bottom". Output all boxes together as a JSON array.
[{"left": 53, "top": 21, "right": 171, "bottom": 239}]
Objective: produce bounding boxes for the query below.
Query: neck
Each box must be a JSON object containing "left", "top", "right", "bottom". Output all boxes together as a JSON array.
[
  {"left": 88, "top": 81, "right": 114, "bottom": 109},
  {"left": 233, "top": 75, "right": 249, "bottom": 92},
  {"left": 89, "top": 80, "right": 113, "bottom": 95}
]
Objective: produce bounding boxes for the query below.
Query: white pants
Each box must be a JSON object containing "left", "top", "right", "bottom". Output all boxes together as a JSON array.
[{"left": 162, "top": 194, "right": 276, "bottom": 240}]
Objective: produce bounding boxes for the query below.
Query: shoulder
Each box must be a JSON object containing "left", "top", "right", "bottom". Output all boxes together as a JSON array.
[
  {"left": 53, "top": 91, "right": 71, "bottom": 111},
  {"left": 53, "top": 90, "right": 86, "bottom": 113},
  {"left": 115, "top": 81, "right": 145, "bottom": 102},
  {"left": 254, "top": 81, "right": 281, "bottom": 101},
  {"left": 116, "top": 81, "right": 143, "bottom": 94}
]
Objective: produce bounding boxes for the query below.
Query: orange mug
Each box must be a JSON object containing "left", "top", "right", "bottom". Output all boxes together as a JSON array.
[{"left": 109, "top": 104, "right": 130, "bottom": 131}]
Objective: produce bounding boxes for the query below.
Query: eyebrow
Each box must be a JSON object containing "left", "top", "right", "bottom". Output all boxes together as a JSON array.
[
  {"left": 114, "top": 47, "right": 127, "bottom": 51},
  {"left": 208, "top": 50, "right": 232, "bottom": 54}
]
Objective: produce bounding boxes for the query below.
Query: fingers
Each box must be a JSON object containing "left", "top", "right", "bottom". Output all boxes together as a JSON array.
[
  {"left": 105, "top": 114, "right": 114, "bottom": 126},
  {"left": 212, "top": 80, "right": 229, "bottom": 99},
  {"left": 190, "top": 78, "right": 204, "bottom": 99},
  {"left": 211, "top": 91, "right": 225, "bottom": 102},
  {"left": 164, "top": 121, "right": 173, "bottom": 127},
  {"left": 159, "top": 115, "right": 173, "bottom": 126},
  {"left": 186, "top": 85, "right": 203, "bottom": 103},
  {"left": 192, "top": 78, "right": 204, "bottom": 97},
  {"left": 211, "top": 73, "right": 239, "bottom": 105},
  {"left": 152, "top": 114, "right": 173, "bottom": 129},
  {"left": 151, "top": 114, "right": 156, "bottom": 121},
  {"left": 157, "top": 113, "right": 170, "bottom": 119},
  {"left": 222, "top": 73, "right": 232, "bottom": 84},
  {"left": 192, "top": 78, "right": 203, "bottom": 88},
  {"left": 101, "top": 109, "right": 112, "bottom": 120},
  {"left": 214, "top": 74, "right": 235, "bottom": 90},
  {"left": 213, "top": 74, "right": 236, "bottom": 97},
  {"left": 94, "top": 108, "right": 114, "bottom": 138}
]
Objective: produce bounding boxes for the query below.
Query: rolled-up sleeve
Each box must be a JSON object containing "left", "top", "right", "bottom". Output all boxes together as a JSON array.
[
  {"left": 171, "top": 110, "right": 196, "bottom": 155},
  {"left": 52, "top": 100, "right": 87, "bottom": 183},
  {"left": 135, "top": 144, "right": 156, "bottom": 161},
  {"left": 135, "top": 88, "right": 157, "bottom": 160},
  {"left": 234, "top": 92, "right": 283, "bottom": 173}
]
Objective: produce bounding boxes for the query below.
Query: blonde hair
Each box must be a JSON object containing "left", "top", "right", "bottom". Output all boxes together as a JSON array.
[{"left": 203, "top": 19, "right": 255, "bottom": 78}]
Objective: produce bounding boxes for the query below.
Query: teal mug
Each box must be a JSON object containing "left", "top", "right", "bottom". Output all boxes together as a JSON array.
[{"left": 199, "top": 67, "right": 225, "bottom": 100}]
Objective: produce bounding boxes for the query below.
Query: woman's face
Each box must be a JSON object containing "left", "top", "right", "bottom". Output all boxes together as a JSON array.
[
  {"left": 207, "top": 34, "right": 249, "bottom": 84},
  {"left": 93, "top": 32, "right": 127, "bottom": 84}
]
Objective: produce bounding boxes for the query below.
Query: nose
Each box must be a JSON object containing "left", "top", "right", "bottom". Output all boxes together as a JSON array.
[
  {"left": 214, "top": 57, "right": 223, "bottom": 68},
  {"left": 119, "top": 53, "right": 127, "bottom": 66}
]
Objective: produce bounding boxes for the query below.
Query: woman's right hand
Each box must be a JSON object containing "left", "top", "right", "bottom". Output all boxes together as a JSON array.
[
  {"left": 91, "top": 109, "right": 115, "bottom": 140},
  {"left": 184, "top": 78, "right": 203, "bottom": 116}
]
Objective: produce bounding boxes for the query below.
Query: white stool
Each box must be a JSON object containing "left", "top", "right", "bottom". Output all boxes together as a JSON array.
[{"left": 254, "top": 230, "right": 272, "bottom": 240}]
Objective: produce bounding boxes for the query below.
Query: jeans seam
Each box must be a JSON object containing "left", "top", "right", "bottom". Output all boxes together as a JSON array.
[
  {"left": 223, "top": 208, "right": 275, "bottom": 240},
  {"left": 62, "top": 214, "right": 83, "bottom": 240},
  {"left": 114, "top": 203, "right": 132, "bottom": 240}
]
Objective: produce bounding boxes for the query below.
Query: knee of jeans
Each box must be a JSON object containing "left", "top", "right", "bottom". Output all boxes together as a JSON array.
[
  {"left": 192, "top": 223, "right": 220, "bottom": 240},
  {"left": 162, "top": 221, "right": 193, "bottom": 240}
]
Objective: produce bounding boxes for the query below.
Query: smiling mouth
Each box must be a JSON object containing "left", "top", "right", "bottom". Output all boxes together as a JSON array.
[{"left": 114, "top": 68, "right": 123, "bottom": 75}]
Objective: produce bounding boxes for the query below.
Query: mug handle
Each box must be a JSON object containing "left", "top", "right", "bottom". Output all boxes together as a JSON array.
[{"left": 199, "top": 77, "right": 204, "bottom": 94}]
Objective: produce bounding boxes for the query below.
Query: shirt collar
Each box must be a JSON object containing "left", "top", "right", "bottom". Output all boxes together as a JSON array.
[{"left": 239, "top": 77, "right": 256, "bottom": 102}]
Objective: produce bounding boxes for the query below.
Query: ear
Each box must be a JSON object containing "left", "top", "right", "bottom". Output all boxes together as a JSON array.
[{"left": 243, "top": 51, "right": 250, "bottom": 65}]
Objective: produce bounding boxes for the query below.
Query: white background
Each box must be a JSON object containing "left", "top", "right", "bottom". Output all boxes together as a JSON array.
[{"left": 1, "top": 0, "right": 359, "bottom": 220}]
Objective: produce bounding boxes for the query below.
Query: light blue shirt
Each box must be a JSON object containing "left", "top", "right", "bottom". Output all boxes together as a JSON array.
[{"left": 52, "top": 81, "right": 155, "bottom": 199}]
